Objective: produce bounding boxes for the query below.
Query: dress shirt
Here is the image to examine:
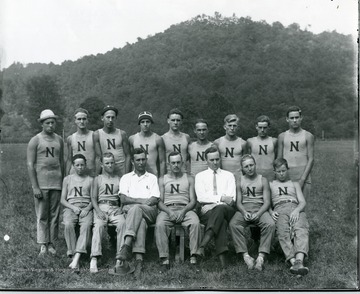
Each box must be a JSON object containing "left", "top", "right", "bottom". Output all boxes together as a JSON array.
[
  {"left": 119, "top": 171, "right": 160, "bottom": 199},
  {"left": 195, "top": 168, "right": 236, "bottom": 203}
]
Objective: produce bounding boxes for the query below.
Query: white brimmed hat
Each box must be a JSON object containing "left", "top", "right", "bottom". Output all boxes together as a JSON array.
[{"left": 38, "top": 109, "right": 58, "bottom": 122}]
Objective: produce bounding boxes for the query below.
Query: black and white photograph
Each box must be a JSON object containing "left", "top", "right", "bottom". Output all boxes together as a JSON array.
[{"left": 0, "top": 0, "right": 358, "bottom": 290}]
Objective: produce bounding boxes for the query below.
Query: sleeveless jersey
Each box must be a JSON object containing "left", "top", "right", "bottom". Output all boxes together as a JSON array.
[
  {"left": 188, "top": 141, "right": 213, "bottom": 176},
  {"left": 132, "top": 132, "right": 158, "bottom": 176},
  {"left": 217, "top": 136, "right": 245, "bottom": 174},
  {"left": 69, "top": 131, "right": 95, "bottom": 175},
  {"left": 162, "top": 132, "right": 189, "bottom": 172},
  {"left": 98, "top": 129, "right": 125, "bottom": 165},
  {"left": 248, "top": 136, "right": 275, "bottom": 181},
  {"left": 35, "top": 133, "right": 62, "bottom": 190},
  {"left": 240, "top": 174, "right": 264, "bottom": 205},
  {"left": 163, "top": 174, "right": 190, "bottom": 206},
  {"left": 270, "top": 180, "right": 298, "bottom": 207},
  {"left": 97, "top": 174, "right": 120, "bottom": 202},
  {"left": 283, "top": 130, "right": 310, "bottom": 182},
  {"left": 65, "top": 174, "right": 92, "bottom": 205}
]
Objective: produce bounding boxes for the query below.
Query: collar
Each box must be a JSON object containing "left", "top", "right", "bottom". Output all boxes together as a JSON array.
[
  {"left": 207, "top": 167, "right": 221, "bottom": 173},
  {"left": 130, "top": 171, "right": 149, "bottom": 178}
]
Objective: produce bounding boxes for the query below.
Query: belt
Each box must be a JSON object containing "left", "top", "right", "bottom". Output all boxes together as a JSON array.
[
  {"left": 166, "top": 203, "right": 187, "bottom": 207},
  {"left": 276, "top": 199, "right": 298, "bottom": 207},
  {"left": 71, "top": 202, "right": 90, "bottom": 208},
  {"left": 98, "top": 200, "right": 120, "bottom": 206}
]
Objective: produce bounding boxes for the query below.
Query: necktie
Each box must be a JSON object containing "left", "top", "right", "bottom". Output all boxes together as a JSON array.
[{"left": 213, "top": 170, "right": 217, "bottom": 195}]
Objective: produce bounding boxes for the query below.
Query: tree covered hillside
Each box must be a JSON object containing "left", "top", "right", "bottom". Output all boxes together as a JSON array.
[{"left": 1, "top": 13, "right": 356, "bottom": 142}]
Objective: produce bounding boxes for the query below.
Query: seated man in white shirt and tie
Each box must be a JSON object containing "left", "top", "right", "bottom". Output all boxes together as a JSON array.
[{"left": 194, "top": 146, "right": 236, "bottom": 269}]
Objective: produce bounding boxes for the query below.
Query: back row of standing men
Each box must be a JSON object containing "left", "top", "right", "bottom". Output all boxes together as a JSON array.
[{"left": 26, "top": 105, "right": 314, "bottom": 276}]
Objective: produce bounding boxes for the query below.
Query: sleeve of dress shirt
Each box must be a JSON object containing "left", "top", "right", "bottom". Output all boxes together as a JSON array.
[
  {"left": 119, "top": 174, "right": 130, "bottom": 196},
  {"left": 149, "top": 175, "right": 160, "bottom": 198},
  {"left": 225, "top": 172, "right": 236, "bottom": 200},
  {"left": 195, "top": 171, "right": 211, "bottom": 202}
]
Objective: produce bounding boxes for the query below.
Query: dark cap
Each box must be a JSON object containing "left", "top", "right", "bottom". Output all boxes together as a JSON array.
[
  {"left": 138, "top": 111, "right": 154, "bottom": 124},
  {"left": 101, "top": 105, "right": 118, "bottom": 116}
]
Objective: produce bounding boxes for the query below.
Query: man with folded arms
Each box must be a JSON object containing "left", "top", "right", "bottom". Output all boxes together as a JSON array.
[
  {"left": 155, "top": 151, "right": 201, "bottom": 269},
  {"left": 194, "top": 146, "right": 236, "bottom": 269}
]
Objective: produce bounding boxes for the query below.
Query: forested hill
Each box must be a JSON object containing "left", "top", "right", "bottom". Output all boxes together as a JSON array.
[{"left": 0, "top": 14, "right": 356, "bottom": 142}]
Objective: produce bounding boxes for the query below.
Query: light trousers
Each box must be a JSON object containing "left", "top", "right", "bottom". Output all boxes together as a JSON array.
[
  {"left": 155, "top": 209, "right": 201, "bottom": 258},
  {"left": 34, "top": 189, "right": 61, "bottom": 244}
]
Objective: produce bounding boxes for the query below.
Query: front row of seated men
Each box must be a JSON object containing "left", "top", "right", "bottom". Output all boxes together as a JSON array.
[{"left": 61, "top": 146, "right": 309, "bottom": 277}]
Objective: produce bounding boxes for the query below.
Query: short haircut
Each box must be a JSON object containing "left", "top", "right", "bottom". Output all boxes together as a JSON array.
[
  {"left": 167, "top": 108, "right": 184, "bottom": 119},
  {"left": 132, "top": 147, "right": 146, "bottom": 159},
  {"left": 194, "top": 118, "right": 208, "bottom": 128},
  {"left": 74, "top": 108, "right": 89, "bottom": 117},
  {"left": 224, "top": 114, "right": 239, "bottom": 125},
  {"left": 168, "top": 151, "right": 182, "bottom": 162},
  {"left": 256, "top": 115, "right": 270, "bottom": 126},
  {"left": 240, "top": 154, "right": 256, "bottom": 167},
  {"left": 273, "top": 158, "right": 289, "bottom": 170},
  {"left": 204, "top": 146, "right": 219, "bottom": 159},
  {"left": 101, "top": 152, "right": 115, "bottom": 162},
  {"left": 286, "top": 106, "right": 302, "bottom": 117},
  {"left": 72, "top": 153, "right": 87, "bottom": 164}
]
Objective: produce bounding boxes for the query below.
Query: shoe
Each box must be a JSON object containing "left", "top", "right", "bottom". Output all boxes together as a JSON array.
[
  {"left": 194, "top": 247, "right": 205, "bottom": 258},
  {"left": 254, "top": 255, "right": 264, "bottom": 271},
  {"left": 38, "top": 244, "right": 47, "bottom": 256},
  {"left": 118, "top": 244, "right": 132, "bottom": 261},
  {"left": 190, "top": 256, "right": 197, "bottom": 265},
  {"left": 159, "top": 259, "right": 170, "bottom": 272},
  {"left": 90, "top": 259, "right": 98, "bottom": 273},
  {"left": 243, "top": 254, "right": 255, "bottom": 270},
  {"left": 218, "top": 253, "right": 228, "bottom": 269},
  {"left": 290, "top": 260, "right": 309, "bottom": 276},
  {"left": 134, "top": 259, "right": 143, "bottom": 278},
  {"left": 47, "top": 244, "right": 56, "bottom": 255}
]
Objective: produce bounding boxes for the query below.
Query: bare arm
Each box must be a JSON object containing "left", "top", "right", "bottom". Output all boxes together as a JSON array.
[
  {"left": 65, "top": 136, "right": 73, "bottom": 176},
  {"left": 27, "top": 136, "right": 42, "bottom": 199},
  {"left": 277, "top": 132, "right": 285, "bottom": 158},
  {"left": 59, "top": 136, "right": 65, "bottom": 179},
  {"left": 235, "top": 177, "right": 250, "bottom": 220},
  {"left": 156, "top": 135, "right": 166, "bottom": 177},
  {"left": 289, "top": 181, "right": 306, "bottom": 225},
  {"left": 60, "top": 176, "right": 80, "bottom": 213},
  {"left": 184, "top": 133, "right": 191, "bottom": 173},
  {"left": 299, "top": 132, "right": 315, "bottom": 188},
  {"left": 246, "top": 139, "right": 252, "bottom": 155},
  {"left": 241, "top": 139, "right": 247, "bottom": 156},
  {"left": 273, "top": 137, "right": 278, "bottom": 159},
  {"left": 121, "top": 130, "right": 131, "bottom": 173},
  {"left": 93, "top": 131, "right": 102, "bottom": 175}
]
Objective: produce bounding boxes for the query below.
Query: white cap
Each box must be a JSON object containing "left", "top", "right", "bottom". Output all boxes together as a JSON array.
[{"left": 38, "top": 109, "right": 58, "bottom": 122}]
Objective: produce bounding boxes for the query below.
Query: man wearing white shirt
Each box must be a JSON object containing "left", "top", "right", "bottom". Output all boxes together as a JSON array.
[
  {"left": 117, "top": 148, "right": 160, "bottom": 277},
  {"left": 194, "top": 146, "right": 236, "bottom": 268}
]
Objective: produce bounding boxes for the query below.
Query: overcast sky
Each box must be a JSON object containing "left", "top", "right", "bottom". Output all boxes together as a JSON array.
[{"left": 0, "top": 0, "right": 357, "bottom": 69}]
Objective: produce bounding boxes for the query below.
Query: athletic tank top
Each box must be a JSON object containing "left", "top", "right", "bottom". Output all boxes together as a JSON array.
[
  {"left": 270, "top": 180, "right": 298, "bottom": 207},
  {"left": 188, "top": 141, "right": 213, "bottom": 176},
  {"left": 283, "top": 130, "right": 309, "bottom": 182},
  {"left": 69, "top": 131, "right": 95, "bottom": 174},
  {"left": 240, "top": 174, "right": 264, "bottom": 205},
  {"left": 35, "top": 133, "right": 62, "bottom": 190},
  {"left": 163, "top": 174, "right": 190, "bottom": 206},
  {"left": 97, "top": 174, "right": 120, "bottom": 202},
  {"left": 66, "top": 174, "right": 92, "bottom": 205},
  {"left": 217, "top": 136, "right": 245, "bottom": 174},
  {"left": 98, "top": 129, "right": 125, "bottom": 165},
  {"left": 162, "top": 132, "right": 188, "bottom": 172},
  {"left": 132, "top": 132, "right": 158, "bottom": 176}
]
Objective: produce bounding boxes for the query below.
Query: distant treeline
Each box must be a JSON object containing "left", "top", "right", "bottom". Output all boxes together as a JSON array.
[{"left": 0, "top": 13, "right": 356, "bottom": 143}]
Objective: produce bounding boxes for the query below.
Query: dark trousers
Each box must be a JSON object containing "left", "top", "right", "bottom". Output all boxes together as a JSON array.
[{"left": 200, "top": 204, "right": 236, "bottom": 255}]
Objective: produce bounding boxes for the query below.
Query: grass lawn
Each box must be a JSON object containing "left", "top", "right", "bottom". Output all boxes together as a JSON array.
[{"left": 0, "top": 140, "right": 358, "bottom": 290}]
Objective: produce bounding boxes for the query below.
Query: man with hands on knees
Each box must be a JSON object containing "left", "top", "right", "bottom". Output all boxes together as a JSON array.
[
  {"left": 269, "top": 158, "right": 309, "bottom": 276},
  {"left": 89, "top": 152, "right": 124, "bottom": 273},
  {"left": 61, "top": 154, "right": 93, "bottom": 272},
  {"left": 194, "top": 146, "right": 236, "bottom": 269},
  {"left": 117, "top": 148, "right": 160, "bottom": 277},
  {"left": 155, "top": 151, "right": 201, "bottom": 269},
  {"left": 229, "top": 155, "right": 275, "bottom": 271}
]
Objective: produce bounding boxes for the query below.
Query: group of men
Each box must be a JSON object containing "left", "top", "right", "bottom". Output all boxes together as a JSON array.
[{"left": 27, "top": 105, "right": 314, "bottom": 276}]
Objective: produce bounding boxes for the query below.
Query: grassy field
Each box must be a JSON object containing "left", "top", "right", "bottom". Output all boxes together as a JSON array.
[{"left": 0, "top": 140, "right": 358, "bottom": 290}]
